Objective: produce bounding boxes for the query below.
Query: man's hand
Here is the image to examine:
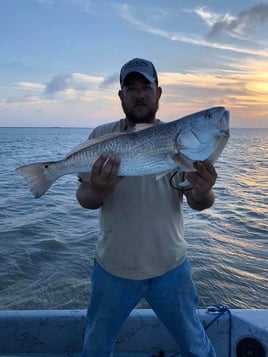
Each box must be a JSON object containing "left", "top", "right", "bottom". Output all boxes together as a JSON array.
[
  {"left": 76, "top": 155, "right": 122, "bottom": 209},
  {"left": 185, "top": 160, "right": 217, "bottom": 211},
  {"left": 186, "top": 160, "right": 217, "bottom": 194},
  {"left": 90, "top": 154, "right": 122, "bottom": 197}
]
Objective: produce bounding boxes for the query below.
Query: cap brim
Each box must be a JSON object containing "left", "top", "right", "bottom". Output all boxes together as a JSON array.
[
  {"left": 136, "top": 71, "right": 155, "bottom": 83},
  {"left": 121, "top": 71, "right": 156, "bottom": 86}
]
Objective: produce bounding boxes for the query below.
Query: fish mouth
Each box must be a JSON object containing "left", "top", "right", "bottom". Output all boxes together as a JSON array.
[{"left": 218, "top": 110, "right": 230, "bottom": 136}]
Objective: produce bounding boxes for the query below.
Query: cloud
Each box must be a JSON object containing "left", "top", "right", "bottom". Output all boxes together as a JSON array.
[
  {"left": 42, "top": 72, "right": 118, "bottom": 102},
  {"left": 190, "top": 6, "right": 235, "bottom": 28},
  {"left": 44, "top": 74, "right": 73, "bottom": 97},
  {"left": 99, "top": 73, "right": 118, "bottom": 88},
  {"left": 204, "top": 3, "right": 268, "bottom": 40},
  {"left": 5, "top": 95, "right": 52, "bottom": 105},
  {"left": 116, "top": 4, "right": 268, "bottom": 58},
  {"left": 116, "top": 4, "right": 172, "bottom": 39},
  {"left": 72, "top": 73, "right": 103, "bottom": 83},
  {"left": 3, "top": 72, "right": 108, "bottom": 106},
  {"left": 157, "top": 54, "right": 268, "bottom": 117},
  {"left": 16, "top": 82, "right": 45, "bottom": 91}
]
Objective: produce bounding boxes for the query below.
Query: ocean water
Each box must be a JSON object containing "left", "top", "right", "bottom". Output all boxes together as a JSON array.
[{"left": 0, "top": 127, "right": 267, "bottom": 310}]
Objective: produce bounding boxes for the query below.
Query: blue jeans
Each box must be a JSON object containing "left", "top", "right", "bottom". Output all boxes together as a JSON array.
[{"left": 81, "top": 259, "right": 216, "bottom": 357}]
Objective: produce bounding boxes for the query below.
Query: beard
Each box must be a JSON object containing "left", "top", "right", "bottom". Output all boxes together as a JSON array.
[{"left": 121, "top": 99, "right": 159, "bottom": 124}]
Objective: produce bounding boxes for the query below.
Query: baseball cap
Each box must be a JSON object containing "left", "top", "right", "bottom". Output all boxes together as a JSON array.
[{"left": 120, "top": 58, "right": 158, "bottom": 87}]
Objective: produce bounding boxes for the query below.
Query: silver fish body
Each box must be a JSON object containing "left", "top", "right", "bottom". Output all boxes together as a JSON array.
[{"left": 16, "top": 106, "right": 230, "bottom": 198}]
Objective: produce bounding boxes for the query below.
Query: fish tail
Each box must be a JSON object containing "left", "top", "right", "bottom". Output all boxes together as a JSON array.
[{"left": 16, "top": 161, "right": 60, "bottom": 199}]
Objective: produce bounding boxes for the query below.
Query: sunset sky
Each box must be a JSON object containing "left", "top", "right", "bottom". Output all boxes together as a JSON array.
[{"left": 1, "top": 0, "right": 268, "bottom": 128}]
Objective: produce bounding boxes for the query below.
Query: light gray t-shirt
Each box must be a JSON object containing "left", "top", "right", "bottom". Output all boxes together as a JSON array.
[{"left": 83, "top": 119, "right": 187, "bottom": 279}]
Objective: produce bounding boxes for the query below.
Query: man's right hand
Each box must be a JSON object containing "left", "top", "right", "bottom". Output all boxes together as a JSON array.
[
  {"left": 90, "top": 154, "right": 122, "bottom": 197},
  {"left": 76, "top": 155, "right": 122, "bottom": 209}
]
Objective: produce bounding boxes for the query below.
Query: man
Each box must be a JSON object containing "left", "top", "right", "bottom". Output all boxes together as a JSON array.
[{"left": 77, "top": 58, "right": 217, "bottom": 357}]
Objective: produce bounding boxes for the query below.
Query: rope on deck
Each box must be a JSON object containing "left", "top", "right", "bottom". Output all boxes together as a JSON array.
[{"left": 170, "top": 305, "right": 232, "bottom": 357}]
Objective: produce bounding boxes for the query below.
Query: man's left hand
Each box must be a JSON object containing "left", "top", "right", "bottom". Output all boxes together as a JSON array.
[{"left": 186, "top": 160, "right": 217, "bottom": 195}]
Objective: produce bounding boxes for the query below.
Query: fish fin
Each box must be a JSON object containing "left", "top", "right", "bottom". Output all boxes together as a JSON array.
[
  {"left": 155, "top": 172, "right": 169, "bottom": 180},
  {"left": 132, "top": 123, "right": 154, "bottom": 132},
  {"left": 66, "top": 133, "right": 127, "bottom": 158},
  {"left": 66, "top": 124, "right": 154, "bottom": 158},
  {"left": 16, "top": 162, "right": 58, "bottom": 198},
  {"left": 155, "top": 172, "right": 167, "bottom": 181}
]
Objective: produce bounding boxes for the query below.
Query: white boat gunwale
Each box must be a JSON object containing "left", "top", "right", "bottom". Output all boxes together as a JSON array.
[{"left": 0, "top": 308, "right": 267, "bottom": 357}]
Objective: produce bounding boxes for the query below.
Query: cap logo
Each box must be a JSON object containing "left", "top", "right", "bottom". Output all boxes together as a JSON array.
[{"left": 124, "top": 59, "right": 149, "bottom": 70}]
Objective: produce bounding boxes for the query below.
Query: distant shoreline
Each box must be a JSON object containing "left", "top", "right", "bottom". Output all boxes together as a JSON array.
[
  {"left": 0, "top": 126, "right": 268, "bottom": 130},
  {"left": 0, "top": 126, "right": 93, "bottom": 129},
  {"left": 0, "top": 126, "right": 267, "bottom": 130}
]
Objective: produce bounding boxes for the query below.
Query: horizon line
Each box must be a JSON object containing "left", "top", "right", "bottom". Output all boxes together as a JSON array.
[{"left": 1, "top": 126, "right": 267, "bottom": 130}]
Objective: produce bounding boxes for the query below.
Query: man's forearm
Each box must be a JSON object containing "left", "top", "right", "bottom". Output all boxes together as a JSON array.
[
  {"left": 76, "top": 182, "right": 105, "bottom": 209},
  {"left": 186, "top": 188, "right": 215, "bottom": 211}
]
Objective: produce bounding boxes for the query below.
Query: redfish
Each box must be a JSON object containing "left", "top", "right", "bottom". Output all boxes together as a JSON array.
[{"left": 16, "top": 106, "right": 230, "bottom": 198}]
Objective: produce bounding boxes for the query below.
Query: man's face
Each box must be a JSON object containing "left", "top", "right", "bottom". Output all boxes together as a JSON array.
[{"left": 119, "top": 73, "right": 162, "bottom": 124}]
